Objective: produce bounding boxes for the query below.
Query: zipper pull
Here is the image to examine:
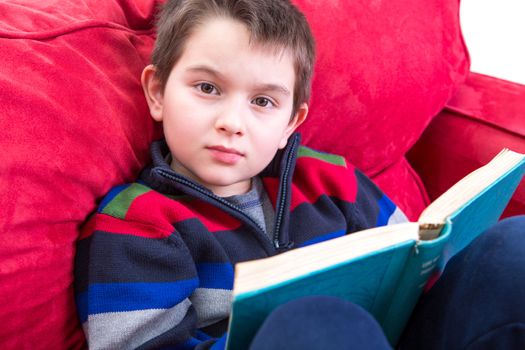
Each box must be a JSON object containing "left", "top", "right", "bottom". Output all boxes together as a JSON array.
[{"left": 274, "top": 240, "right": 295, "bottom": 251}]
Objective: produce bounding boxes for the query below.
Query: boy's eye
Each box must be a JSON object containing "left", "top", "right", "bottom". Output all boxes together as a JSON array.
[
  {"left": 197, "top": 83, "right": 218, "bottom": 95},
  {"left": 252, "top": 97, "right": 273, "bottom": 107}
]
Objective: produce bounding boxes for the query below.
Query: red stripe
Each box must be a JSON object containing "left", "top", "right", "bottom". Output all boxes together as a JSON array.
[
  {"left": 279, "top": 156, "right": 358, "bottom": 210},
  {"left": 126, "top": 191, "right": 242, "bottom": 233},
  {"left": 181, "top": 197, "right": 243, "bottom": 232},
  {"left": 80, "top": 191, "right": 243, "bottom": 239},
  {"left": 79, "top": 213, "right": 173, "bottom": 239}
]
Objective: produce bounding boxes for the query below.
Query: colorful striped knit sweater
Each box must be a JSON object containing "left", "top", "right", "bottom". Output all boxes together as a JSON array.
[{"left": 75, "top": 134, "right": 407, "bottom": 349}]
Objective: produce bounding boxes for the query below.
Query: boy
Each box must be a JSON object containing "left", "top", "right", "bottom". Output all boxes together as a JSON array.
[
  {"left": 75, "top": 0, "right": 406, "bottom": 348},
  {"left": 75, "top": 0, "right": 525, "bottom": 349}
]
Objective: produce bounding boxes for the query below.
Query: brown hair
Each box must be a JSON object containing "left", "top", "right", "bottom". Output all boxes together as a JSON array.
[{"left": 151, "top": 0, "right": 315, "bottom": 114}]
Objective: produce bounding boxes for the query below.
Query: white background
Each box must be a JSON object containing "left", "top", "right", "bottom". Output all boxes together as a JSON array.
[{"left": 460, "top": 0, "right": 525, "bottom": 85}]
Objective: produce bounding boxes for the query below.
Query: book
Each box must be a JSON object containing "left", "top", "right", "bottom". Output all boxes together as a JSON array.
[{"left": 226, "top": 148, "right": 525, "bottom": 350}]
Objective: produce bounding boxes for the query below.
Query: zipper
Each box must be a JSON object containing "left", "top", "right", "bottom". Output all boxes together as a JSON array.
[
  {"left": 272, "top": 135, "right": 299, "bottom": 250},
  {"left": 157, "top": 169, "right": 269, "bottom": 241},
  {"left": 156, "top": 133, "right": 299, "bottom": 252}
]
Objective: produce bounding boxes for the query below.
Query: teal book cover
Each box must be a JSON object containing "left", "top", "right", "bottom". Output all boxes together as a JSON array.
[
  {"left": 227, "top": 236, "right": 417, "bottom": 350},
  {"left": 438, "top": 158, "right": 525, "bottom": 268}
]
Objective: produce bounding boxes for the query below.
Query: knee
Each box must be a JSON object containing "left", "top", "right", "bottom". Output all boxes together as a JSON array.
[
  {"left": 459, "top": 215, "right": 525, "bottom": 288},
  {"left": 261, "top": 295, "right": 377, "bottom": 328},
  {"left": 474, "top": 215, "right": 525, "bottom": 258},
  {"left": 250, "top": 296, "right": 392, "bottom": 350},
  {"left": 485, "top": 215, "right": 525, "bottom": 236}
]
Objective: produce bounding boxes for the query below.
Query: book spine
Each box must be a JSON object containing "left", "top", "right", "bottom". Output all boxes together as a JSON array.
[{"left": 380, "top": 235, "right": 448, "bottom": 345}]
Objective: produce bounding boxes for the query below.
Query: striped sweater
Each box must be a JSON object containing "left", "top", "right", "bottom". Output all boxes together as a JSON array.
[{"left": 74, "top": 134, "right": 407, "bottom": 349}]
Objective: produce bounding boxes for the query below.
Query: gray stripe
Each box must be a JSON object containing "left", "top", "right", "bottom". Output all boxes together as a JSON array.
[
  {"left": 190, "top": 288, "right": 232, "bottom": 328},
  {"left": 84, "top": 298, "right": 192, "bottom": 350},
  {"left": 388, "top": 207, "right": 409, "bottom": 225}
]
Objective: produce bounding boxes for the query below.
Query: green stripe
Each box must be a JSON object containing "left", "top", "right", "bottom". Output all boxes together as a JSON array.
[
  {"left": 101, "top": 183, "right": 151, "bottom": 219},
  {"left": 297, "top": 146, "right": 346, "bottom": 167},
  {"left": 164, "top": 193, "right": 194, "bottom": 202}
]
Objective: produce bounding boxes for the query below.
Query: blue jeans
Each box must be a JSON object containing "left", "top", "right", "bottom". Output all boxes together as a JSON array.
[{"left": 249, "top": 216, "right": 525, "bottom": 350}]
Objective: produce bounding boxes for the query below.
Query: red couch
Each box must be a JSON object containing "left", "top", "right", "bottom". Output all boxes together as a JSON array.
[
  {"left": 409, "top": 72, "right": 525, "bottom": 217},
  {"left": 0, "top": 0, "right": 523, "bottom": 348}
]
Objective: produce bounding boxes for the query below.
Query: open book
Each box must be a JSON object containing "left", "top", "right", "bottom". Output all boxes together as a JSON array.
[{"left": 226, "top": 149, "right": 525, "bottom": 350}]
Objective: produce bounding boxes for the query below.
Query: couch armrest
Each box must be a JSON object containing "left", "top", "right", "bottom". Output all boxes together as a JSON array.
[{"left": 407, "top": 72, "right": 525, "bottom": 217}]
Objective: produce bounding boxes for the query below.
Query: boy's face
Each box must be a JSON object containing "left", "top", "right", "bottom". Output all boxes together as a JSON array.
[{"left": 143, "top": 18, "right": 308, "bottom": 197}]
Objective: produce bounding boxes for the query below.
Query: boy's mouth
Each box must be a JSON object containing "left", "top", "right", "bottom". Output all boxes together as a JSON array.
[
  {"left": 207, "top": 145, "right": 243, "bottom": 155},
  {"left": 207, "top": 145, "right": 244, "bottom": 164}
]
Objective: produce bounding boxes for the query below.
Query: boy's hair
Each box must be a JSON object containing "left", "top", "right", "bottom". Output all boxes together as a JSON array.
[{"left": 152, "top": 0, "right": 316, "bottom": 114}]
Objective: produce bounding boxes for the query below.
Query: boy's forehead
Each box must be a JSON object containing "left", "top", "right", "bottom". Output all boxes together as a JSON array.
[
  {"left": 184, "top": 18, "right": 290, "bottom": 58},
  {"left": 176, "top": 18, "right": 296, "bottom": 86}
]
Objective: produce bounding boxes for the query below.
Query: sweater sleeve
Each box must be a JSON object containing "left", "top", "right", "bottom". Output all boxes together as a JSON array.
[
  {"left": 74, "top": 211, "right": 222, "bottom": 350},
  {"left": 351, "top": 167, "right": 409, "bottom": 230}
]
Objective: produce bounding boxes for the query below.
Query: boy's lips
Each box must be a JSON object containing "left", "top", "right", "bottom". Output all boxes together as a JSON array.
[{"left": 207, "top": 145, "right": 244, "bottom": 165}]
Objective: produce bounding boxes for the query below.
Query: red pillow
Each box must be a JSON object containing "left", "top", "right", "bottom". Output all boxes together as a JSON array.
[
  {"left": 293, "top": 0, "right": 469, "bottom": 219},
  {"left": 0, "top": 1, "right": 159, "bottom": 348}
]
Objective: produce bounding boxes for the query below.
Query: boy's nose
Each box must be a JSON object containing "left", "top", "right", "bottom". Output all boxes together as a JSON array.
[{"left": 215, "top": 99, "right": 246, "bottom": 136}]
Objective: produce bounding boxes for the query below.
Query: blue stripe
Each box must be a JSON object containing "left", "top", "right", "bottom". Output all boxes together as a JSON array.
[
  {"left": 169, "top": 337, "right": 201, "bottom": 350},
  {"left": 196, "top": 263, "right": 234, "bottom": 289},
  {"left": 77, "top": 278, "right": 199, "bottom": 322},
  {"left": 298, "top": 229, "right": 346, "bottom": 247},
  {"left": 375, "top": 194, "right": 397, "bottom": 227},
  {"left": 97, "top": 184, "right": 131, "bottom": 213}
]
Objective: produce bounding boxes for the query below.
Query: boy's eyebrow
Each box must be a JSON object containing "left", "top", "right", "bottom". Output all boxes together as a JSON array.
[
  {"left": 186, "top": 65, "right": 291, "bottom": 96},
  {"left": 186, "top": 65, "right": 225, "bottom": 80},
  {"left": 252, "top": 83, "right": 291, "bottom": 96}
]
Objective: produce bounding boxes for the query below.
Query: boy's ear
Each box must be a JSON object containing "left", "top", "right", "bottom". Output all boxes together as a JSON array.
[
  {"left": 141, "top": 65, "right": 164, "bottom": 122},
  {"left": 279, "top": 102, "right": 309, "bottom": 149}
]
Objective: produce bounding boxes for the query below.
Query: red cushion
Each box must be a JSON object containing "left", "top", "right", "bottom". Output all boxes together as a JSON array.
[
  {"left": 293, "top": 0, "right": 469, "bottom": 219},
  {"left": 0, "top": 0, "right": 468, "bottom": 348},
  {"left": 0, "top": 1, "right": 159, "bottom": 348},
  {"left": 408, "top": 73, "right": 525, "bottom": 218}
]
